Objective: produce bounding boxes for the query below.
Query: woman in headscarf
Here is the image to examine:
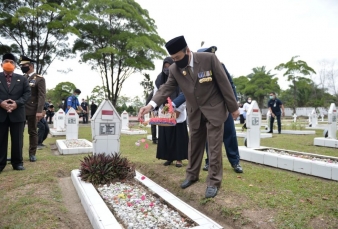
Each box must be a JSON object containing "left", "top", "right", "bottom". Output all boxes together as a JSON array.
[
  {"left": 153, "top": 57, "right": 188, "bottom": 167},
  {"left": 242, "top": 97, "right": 252, "bottom": 131}
]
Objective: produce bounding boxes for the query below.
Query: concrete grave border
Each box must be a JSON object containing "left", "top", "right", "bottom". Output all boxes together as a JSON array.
[
  {"left": 71, "top": 169, "right": 223, "bottom": 229},
  {"left": 56, "top": 139, "right": 93, "bottom": 155},
  {"left": 239, "top": 146, "right": 338, "bottom": 181}
]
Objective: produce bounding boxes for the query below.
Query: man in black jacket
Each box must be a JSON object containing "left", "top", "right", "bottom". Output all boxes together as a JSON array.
[
  {"left": 146, "top": 91, "right": 157, "bottom": 144},
  {"left": 0, "top": 53, "right": 31, "bottom": 172}
]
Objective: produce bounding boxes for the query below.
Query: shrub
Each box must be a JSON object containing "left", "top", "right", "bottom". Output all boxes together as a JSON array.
[{"left": 79, "top": 153, "right": 135, "bottom": 185}]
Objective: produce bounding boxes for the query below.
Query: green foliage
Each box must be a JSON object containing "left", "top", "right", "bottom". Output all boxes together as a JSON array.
[
  {"left": 79, "top": 153, "right": 136, "bottom": 185},
  {"left": 89, "top": 85, "right": 107, "bottom": 105},
  {"left": 233, "top": 66, "right": 280, "bottom": 107},
  {"left": 275, "top": 56, "right": 316, "bottom": 111},
  {"left": 72, "top": 0, "right": 166, "bottom": 106},
  {"left": 46, "top": 82, "right": 76, "bottom": 104},
  {"left": 0, "top": 0, "right": 79, "bottom": 75},
  {"left": 140, "top": 73, "right": 154, "bottom": 100}
]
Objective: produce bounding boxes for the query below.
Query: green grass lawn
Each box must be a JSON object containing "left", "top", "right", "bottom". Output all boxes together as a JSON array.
[{"left": 0, "top": 125, "right": 338, "bottom": 229}]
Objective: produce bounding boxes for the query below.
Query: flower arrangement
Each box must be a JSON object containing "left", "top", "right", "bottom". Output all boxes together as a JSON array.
[{"left": 149, "top": 97, "right": 176, "bottom": 126}]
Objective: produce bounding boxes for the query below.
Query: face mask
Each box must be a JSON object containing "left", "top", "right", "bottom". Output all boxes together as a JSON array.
[
  {"left": 163, "top": 67, "right": 169, "bottom": 75},
  {"left": 269, "top": 96, "right": 274, "bottom": 99},
  {"left": 2, "top": 62, "right": 15, "bottom": 72},
  {"left": 75, "top": 94, "right": 79, "bottom": 98},
  {"left": 21, "top": 66, "right": 30, "bottom": 73},
  {"left": 175, "top": 54, "right": 189, "bottom": 68},
  {"left": 62, "top": 101, "right": 64, "bottom": 104},
  {"left": 248, "top": 100, "right": 252, "bottom": 103}
]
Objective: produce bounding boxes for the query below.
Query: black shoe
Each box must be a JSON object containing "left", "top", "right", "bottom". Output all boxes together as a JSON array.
[
  {"left": 278, "top": 131, "right": 281, "bottom": 134},
  {"left": 37, "top": 145, "right": 43, "bottom": 150},
  {"left": 205, "top": 186, "right": 218, "bottom": 198},
  {"left": 163, "top": 160, "right": 172, "bottom": 166},
  {"left": 202, "top": 164, "right": 209, "bottom": 171},
  {"left": 29, "top": 155, "right": 37, "bottom": 162},
  {"left": 232, "top": 164, "right": 243, "bottom": 173},
  {"left": 180, "top": 179, "right": 198, "bottom": 189},
  {"left": 267, "top": 131, "right": 273, "bottom": 133},
  {"left": 13, "top": 165, "right": 25, "bottom": 170},
  {"left": 175, "top": 163, "right": 183, "bottom": 168},
  {"left": 39, "top": 143, "right": 46, "bottom": 147},
  {"left": 152, "top": 140, "right": 158, "bottom": 144}
]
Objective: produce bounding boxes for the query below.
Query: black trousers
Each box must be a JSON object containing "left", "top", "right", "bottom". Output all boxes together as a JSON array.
[
  {"left": 82, "top": 113, "right": 88, "bottom": 123},
  {"left": 270, "top": 115, "right": 281, "bottom": 133},
  {"left": 0, "top": 117, "right": 24, "bottom": 170},
  {"left": 46, "top": 111, "right": 54, "bottom": 124},
  {"left": 151, "top": 125, "right": 157, "bottom": 141},
  {"left": 37, "top": 119, "right": 49, "bottom": 144}
]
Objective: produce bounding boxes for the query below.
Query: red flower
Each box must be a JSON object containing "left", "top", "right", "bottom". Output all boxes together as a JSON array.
[
  {"left": 141, "top": 176, "right": 146, "bottom": 180},
  {"left": 127, "top": 202, "right": 133, "bottom": 207}
]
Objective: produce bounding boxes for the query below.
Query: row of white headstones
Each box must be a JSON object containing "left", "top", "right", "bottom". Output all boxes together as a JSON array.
[
  {"left": 248, "top": 102, "right": 337, "bottom": 148},
  {"left": 52, "top": 102, "right": 133, "bottom": 155}
]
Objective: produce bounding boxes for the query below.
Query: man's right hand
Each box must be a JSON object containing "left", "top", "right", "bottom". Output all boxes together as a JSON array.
[
  {"left": 232, "top": 109, "right": 240, "bottom": 120},
  {"left": 138, "top": 105, "right": 153, "bottom": 120}
]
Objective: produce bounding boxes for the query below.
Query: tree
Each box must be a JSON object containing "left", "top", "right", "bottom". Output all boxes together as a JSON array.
[
  {"left": 89, "top": 85, "right": 107, "bottom": 105},
  {"left": 233, "top": 76, "right": 249, "bottom": 103},
  {"left": 72, "top": 0, "right": 166, "bottom": 106},
  {"left": 140, "top": 73, "right": 154, "bottom": 100},
  {"left": 130, "top": 96, "right": 144, "bottom": 114},
  {"left": 275, "top": 56, "right": 316, "bottom": 112},
  {"left": 0, "top": 0, "right": 78, "bottom": 75},
  {"left": 51, "top": 82, "right": 77, "bottom": 103}
]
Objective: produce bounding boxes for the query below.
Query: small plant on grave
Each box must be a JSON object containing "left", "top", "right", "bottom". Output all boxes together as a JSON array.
[{"left": 79, "top": 153, "right": 135, "bottom": 185}]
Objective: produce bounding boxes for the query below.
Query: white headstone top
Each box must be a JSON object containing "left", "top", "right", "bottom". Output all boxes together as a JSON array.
[
  {"left": 246, "top": 100, "right": 261, "bottom": 148},
  {"left": 55, "top": 108, "right": 65, "bottom": 131},
  {"left": 91, "top": 99, "right": 122, "bottom": 155},
  {"left": 320, "top": 113, "right": 324, "bottom": 122},
  {"left": 328, "top": 103, "right": 337, "bottom": 139},
  {"left": 121, "top": 110, "right": 129, "bottom": 130},
  {"left": 65, "top": 107, "right": 79, "bottom": 140}
]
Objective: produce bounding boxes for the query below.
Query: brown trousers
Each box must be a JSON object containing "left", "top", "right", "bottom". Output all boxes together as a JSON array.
[
  {"left": 26, "top": 115, "right": 38, "bottom": 156},
  {"left": 185, "top": 114, "right": 224, "bottom": 187}
]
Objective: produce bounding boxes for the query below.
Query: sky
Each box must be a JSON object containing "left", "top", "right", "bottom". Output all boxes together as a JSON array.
[{"left": 11, "top": 0, "right": 338, "bottom": 102}]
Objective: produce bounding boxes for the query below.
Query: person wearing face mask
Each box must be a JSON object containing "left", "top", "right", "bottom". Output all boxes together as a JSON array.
[
  {"left": 0, "top": 53, "right": 31, "bottom": 172},
  {"left": 138, "top": 36, "right": 239, "bottom": 198},
  {"left": 65, "top": 89, "right": 83, "bottom": 114},
  {"left": 19, "top": 55, "right": 46, "bottom": 161},
  {"left": 242, "top": 97, "right": 252, "bottom": 131},
  {"left": 153, "top": 57, "right": 188, "bottom": 167},
  {"left": 267, "top": 92, "right": 285, "bottom": 134}
]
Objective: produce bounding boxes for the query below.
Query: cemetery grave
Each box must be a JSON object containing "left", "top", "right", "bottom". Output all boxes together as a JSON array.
[
  {"left": 56, "top": 107, "right": 93, "bottom": 155},
  {"left": 49, "top": 108, "right": 66, "bottom": 136},
  {"left": 239, "top": 101, "right": 338, "bottom": 180},
  {"left": 121, "top": 110, "right": 147, "bottom": 135}
]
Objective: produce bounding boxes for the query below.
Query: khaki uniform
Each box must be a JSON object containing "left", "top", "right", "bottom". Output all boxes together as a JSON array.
[{"left": 25, "top": 73, "right": 46, "bottom": 156}]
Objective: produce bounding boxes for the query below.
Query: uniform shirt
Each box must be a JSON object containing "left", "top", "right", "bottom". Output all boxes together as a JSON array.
[
  {"left": 239, "top": 107, "right": 245, "bottom": 115},
  {"left": 66, "top": 95, "right": 80, "bottom": 113},
  {"left": 268, "top": 98, "right": 283, "bottom": 115},
  {"left": 81, "top": 101, "right": 88, "bottom": 111}
]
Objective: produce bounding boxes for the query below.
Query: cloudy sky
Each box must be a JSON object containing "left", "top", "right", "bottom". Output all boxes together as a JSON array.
[{"left": 36, "top": 0, "right": 338, "bottom": 101}]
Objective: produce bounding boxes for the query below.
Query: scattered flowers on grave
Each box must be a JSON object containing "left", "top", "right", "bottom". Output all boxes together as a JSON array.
[
  {"left": 79, "top": 153, "right": 135, "bottom": 185},
  {"left": 64, "top": 139, "right": 91, "bottom": 148},
  {"left": 98, "top": 181, "right": 196, "bottom": 228},
  {"left": 263, "top": 149, "right": 338, "bottom": 164}
]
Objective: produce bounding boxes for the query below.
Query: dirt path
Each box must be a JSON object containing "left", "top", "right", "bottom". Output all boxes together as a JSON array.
[{"left": 58, "top": 177, "right": 92, "bottom": 229}]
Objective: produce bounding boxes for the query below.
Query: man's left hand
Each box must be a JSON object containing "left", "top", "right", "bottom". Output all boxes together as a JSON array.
[
  {"left": 282, "top": 111, "right": 285, "bottom": 117},
  {"left": 36, "top": 113, "right": 43, "bottom": 121},
  {"left": 7, "top": 100, "right": 17, "bottom": 112},
  {"left": 232, "top": 110, "right": 240, "bottom": 120}
]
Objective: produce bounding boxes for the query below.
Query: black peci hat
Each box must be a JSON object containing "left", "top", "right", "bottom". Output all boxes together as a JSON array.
[
  {"left": 165, "top": 36, "right": 187, "bottom": 55},
  {"left": 2, "top": 53, "right": 16, "bottom": 62}
]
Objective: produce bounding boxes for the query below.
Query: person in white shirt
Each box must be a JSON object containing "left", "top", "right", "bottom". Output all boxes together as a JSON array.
[
  {"left": 239, "top": 103, "right": 245, "bottom": 124},
  {"left": 242, "top": 97, "right": 252, "bottom": 131}
]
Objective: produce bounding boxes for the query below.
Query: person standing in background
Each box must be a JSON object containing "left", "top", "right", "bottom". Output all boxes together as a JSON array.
[
  {"left": 267, "top": 92, "right": 285, "bottom": 134},
  {"left": 146, "top": 91, "right": 158, "bottom": 144},
  {"left": 81, "top": 99, "right": 89, "bottom": 123},
  {"left": 37, "top": 107, "right": 49, "bottom": 149},
  {"left": 0, "top": 53, "right": 31, "bottom": 172},
  {"left": 90, "top": 101, "right": 98, "bottom": 118},
  {"left": 19, "top": 55, "right": 46, "bottom": 162},
  {"left": 242, "top": 97, "right": 252, "bottom": 131},
  {"left": 239, "top": 103, "right": 245, "bottom": 124}
]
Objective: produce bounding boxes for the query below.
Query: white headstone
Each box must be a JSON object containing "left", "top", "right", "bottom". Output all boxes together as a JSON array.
[
  {"left": 91, "top": 100, "right": 121, "bottom": 155},
  {"left": 320, "top": 113, "right": 324, "bottom": 122},
  {"left": 55, "top": 109, "right": 65, "bottom": 131},
  {"left": 246, "top": 100, "right": 261, "bottom": 148},
  {"left": 311, "top": 109, "right": 318, "bottom": 127},
  {"left": 53, "top": 116, "right": 56, "bottom": 129},
  {"left": 65, "top": 107, "right": 79, "bottom": 140},
  {"left": 308, "top": 113, "right": 311, "bottom": 125},
  {"left": 293, "top": 113, "right": 297, "bottom": 123},
  {"left": 328, "top": 103, "right": 337, "bottom": 139},
  {"left": 121, "top": 110, "right": 129, "bottom": 130}
]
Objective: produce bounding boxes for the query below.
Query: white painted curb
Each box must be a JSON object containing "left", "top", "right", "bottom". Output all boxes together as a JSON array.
[
  {"left": 71, "top": 169, "right": 223, "bottom": 229},
  {"left": 238, "top": 146, "right": 338, "bottom": 181},
  {"left": 56, "top": 139, "right": 93, "bottom": 155}
]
